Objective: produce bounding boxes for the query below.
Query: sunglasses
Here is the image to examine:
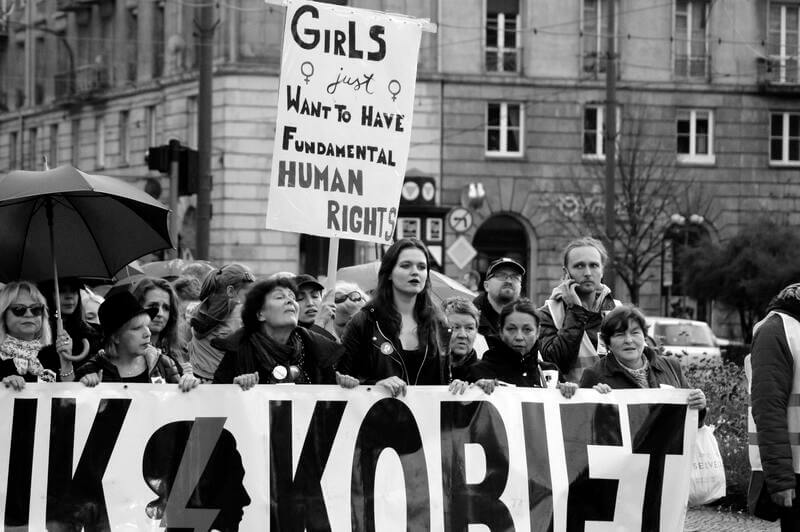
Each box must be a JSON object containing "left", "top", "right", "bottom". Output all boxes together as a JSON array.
[
  {"left": 334, "top": 291, "right": 363, "bottom": 304},
  {"left": 8, "top": 304, "right": 45, "bottom": 317}
]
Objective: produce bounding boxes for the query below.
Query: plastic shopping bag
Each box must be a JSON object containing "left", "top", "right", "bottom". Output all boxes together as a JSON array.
[{"left": 688, "top": 424, "right": 727, "bottom": 506}]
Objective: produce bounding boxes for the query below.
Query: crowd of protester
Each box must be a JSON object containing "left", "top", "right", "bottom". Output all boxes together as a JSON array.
[{"left": 0, "top": 236, "right": 705, "bottom": 416}]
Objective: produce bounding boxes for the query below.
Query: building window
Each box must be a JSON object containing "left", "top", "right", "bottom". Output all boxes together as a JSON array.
[
  {"left": 153, "top": 1, "right": 165, "bottom": 78},
  {"left": 186, "top": 95, "right": 197, "bottom": 147},
  {"left": 486, "top": 102, "right": 523, "bottom": 156},
  {"left": 71, "top": 119, "right": 81, "bottom": 167},
  {"left": 583, "top": 105, "right": 620, "bottom": 159},
  {"left": 28, "top": 127, "right": 37, "bottom": 170},
  {"left": 95, "top": 115, "right": 106, "bottom": 169},
  {"left": 582, "top": 0, "right": 618, "bottom": 77},
  {"left": 146, "top": 105, "right": 158, "bottom": 146},
  {"left": 486, "top": 0, "right": 520, "bottom": 73},
  {"left": 9, "top": 132, "right": 18, "bottom": 169},
  {"left": 674, "top": 0, "right": 709, "bottom": 78},
  {"left": 770, "top": 111, "right": 800, "bottom": 164},
  {"left": 768, "top": 3, "right": 800, "bottom": 84},
  {"left": 677, "top": 109, "right": 714, "bottom": 164},
  {"left": 119, "top": 110, "right": 130, "bottom": 165},
  {"left": 49, "top": 124, "right": 58, "bottom": 167}
]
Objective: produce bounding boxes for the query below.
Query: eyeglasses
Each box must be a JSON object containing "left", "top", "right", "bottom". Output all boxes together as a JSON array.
[
  {"left": 8, "top": 304, "right": 45, "bottom": 317},
  {"left": 334, "top": 291, "right": 363, "bottom": 304},
  {"left": 490, "top": 273, "right": 522, "bottom": 282}
]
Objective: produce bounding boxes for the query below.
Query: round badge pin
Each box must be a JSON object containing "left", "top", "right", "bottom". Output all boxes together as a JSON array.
[
  {"left": 380, "top": 342, "right": 393, "bottom": 355},
  {"left": 272, "top": 366, "right": 288, "bottom": 380}
]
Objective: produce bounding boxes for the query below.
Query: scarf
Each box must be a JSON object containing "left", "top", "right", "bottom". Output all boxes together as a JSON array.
[
  {"left": 0, "top": 336, "right": 45, "bottom": 376},
  {"left": 618, "top": 354, "right": 650, "bottom": 388},
  {"left": 247, "top": 329, "right": 309, "bottom": 383}
]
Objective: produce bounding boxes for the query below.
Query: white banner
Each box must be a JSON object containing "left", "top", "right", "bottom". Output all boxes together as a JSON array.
[
  {"left": 265, "top": 0, "right": 424, "bottom": 244},
  {"left": 0, "top": 385, "right": 696, "bottom": 531}
]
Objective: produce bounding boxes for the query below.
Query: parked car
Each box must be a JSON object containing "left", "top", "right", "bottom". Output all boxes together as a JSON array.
[{"left": 647, "top": 316, "right": 722, "bottom": 366}]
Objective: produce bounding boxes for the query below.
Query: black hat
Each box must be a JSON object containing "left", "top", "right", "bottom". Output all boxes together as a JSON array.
[
  {"left": 293, "top": 274, "right": 324, "bottom": 292},
  {"left": 98, "top": 291, "right": 158, "bottom": 338},
  {"left": 486, "top": 257, "right": 526, "bottom": 278}
]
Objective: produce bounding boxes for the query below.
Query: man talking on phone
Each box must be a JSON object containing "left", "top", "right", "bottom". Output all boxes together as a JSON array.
[
  {"left": 473, "top": 258, "right": 525, "bottom": 337},
  {"left": 538, "top": 237, "right": 620, "bottom": 383}
]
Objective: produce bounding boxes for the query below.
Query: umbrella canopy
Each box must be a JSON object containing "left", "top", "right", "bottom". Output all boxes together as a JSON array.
[
  {"left": 337, "top": 261, "right": 476, "bottom": 305},
  {"left": 0, "top": 165, "right": 173, "bottom": 283}
]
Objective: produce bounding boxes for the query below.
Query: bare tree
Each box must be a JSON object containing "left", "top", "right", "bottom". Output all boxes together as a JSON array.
[{"left": 554, "top": 115, "right": 713, "bottom": 305}]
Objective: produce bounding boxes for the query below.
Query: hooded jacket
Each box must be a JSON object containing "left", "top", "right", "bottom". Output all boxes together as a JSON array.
[
  {"left": 748, "top": 296, "right": 800, "bottom": 517},
  {"left": 538, "top": 283, "right": 618, "bottom": 382}
]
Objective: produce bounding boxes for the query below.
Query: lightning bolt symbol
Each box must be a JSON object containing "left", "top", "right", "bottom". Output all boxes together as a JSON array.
[{"left": 161, "top": 417, "right": 226, "bottom": 531}]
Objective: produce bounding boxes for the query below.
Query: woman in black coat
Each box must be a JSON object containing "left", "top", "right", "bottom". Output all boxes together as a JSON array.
[
  {"left": 336, "top": 238, "right": 447, "bottom": 397},
  {"left": 212, "top": 277, "right": 340, "bottom": 388},
  {"left": 467, "top": 298, "right": 576, "bottom": 397},
  {"left": 580, "top": 305, "right": 706, "bottom": 413}
]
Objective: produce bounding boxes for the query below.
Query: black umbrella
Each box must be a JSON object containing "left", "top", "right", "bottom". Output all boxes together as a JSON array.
[{"left": 0, "top": 165, "right": 173, "bottom": 356}]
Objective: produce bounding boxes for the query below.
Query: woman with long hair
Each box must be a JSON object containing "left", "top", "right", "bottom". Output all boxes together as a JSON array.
[
  {"left": 212, "top": 277, "right": 340, "bottom": 388},
  {"left": 132, "top": 277, "right": 192, "bottom": 374},
  {"left": 337, "top": 238, "right": 447, "bottom": 397},
  {"left": 0, "top": 281, "right": 75, "bottom": 388},
  {"left": 188, "top": 264, "right": 255, "bottom": 383}
]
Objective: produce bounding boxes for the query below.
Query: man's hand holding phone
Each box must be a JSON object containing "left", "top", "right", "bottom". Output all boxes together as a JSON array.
[{"left": 550, "top": 272, "right": 582, "bottom": 308}]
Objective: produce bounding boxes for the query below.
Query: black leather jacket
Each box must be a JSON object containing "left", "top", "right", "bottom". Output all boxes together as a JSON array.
[{"left": 337, "top": 306, "right": 448, "bottom": 385}]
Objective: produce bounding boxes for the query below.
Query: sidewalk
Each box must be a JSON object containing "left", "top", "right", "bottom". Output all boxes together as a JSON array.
[{"left": 685, "top": 507, "right": 779, "bottom": 531}]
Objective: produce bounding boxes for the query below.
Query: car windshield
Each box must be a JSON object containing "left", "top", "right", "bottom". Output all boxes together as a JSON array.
[{"left": 653, "top": 323, "right": 715, "bottom": 347}]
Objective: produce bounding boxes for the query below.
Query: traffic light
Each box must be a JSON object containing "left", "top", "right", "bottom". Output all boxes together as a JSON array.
[
  {"left": 146, "top": 145, "right": 169, "bottom": 173},
  {"left": 178, "top": 148, "right": 198, "bottom": 196},
  {"left": 145, "top": 141, "right": 198, "bottom": 196}
]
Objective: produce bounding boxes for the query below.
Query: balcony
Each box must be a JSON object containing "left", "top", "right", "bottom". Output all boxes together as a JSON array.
[
  {"left": 757, "top": 56, "right": 800, "bottom": 93},
  {"left": 54, "top": 62, "right": 110, "bottom": 102}
]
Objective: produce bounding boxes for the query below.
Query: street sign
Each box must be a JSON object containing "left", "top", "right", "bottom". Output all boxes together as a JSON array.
[
  {"left": 447, "top": 207, "right": 473, "bottom": 233},
  {"left": 447, "top": 236, "right": 477, "bottom": 270}
]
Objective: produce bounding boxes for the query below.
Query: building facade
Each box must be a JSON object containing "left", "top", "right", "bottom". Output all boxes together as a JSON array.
[{"left": 1, "top": 0, "right": 799, "bottom": 338}]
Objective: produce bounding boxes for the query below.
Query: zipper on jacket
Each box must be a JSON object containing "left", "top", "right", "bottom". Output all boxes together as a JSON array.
[{"left": 375, "top": 322, "right": 410, "bottom": 383}]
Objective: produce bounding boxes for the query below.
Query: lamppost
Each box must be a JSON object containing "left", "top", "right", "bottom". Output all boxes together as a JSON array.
[{"left": 664, "top": 213, "right": 705, "bottom": 318}]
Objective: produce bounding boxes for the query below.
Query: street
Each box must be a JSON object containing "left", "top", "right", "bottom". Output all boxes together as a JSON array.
[{"left": 685, "top": 507, "right": 779, "bottom": 532}]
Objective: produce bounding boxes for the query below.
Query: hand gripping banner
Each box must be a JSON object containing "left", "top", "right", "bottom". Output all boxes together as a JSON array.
[{"left": 0, "top": 385, "right": 697, "bottom": 531}]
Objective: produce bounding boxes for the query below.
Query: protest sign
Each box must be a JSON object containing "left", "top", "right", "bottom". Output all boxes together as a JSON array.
[
  {"left": 265, "top": 0, "right": 425, "bottom": 244},
  {"left": 0, "top": 385, "right": 696, "bottom": 531}
]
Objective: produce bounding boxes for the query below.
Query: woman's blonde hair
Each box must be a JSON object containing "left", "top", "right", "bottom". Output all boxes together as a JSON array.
[{"left": 0, "top": 281, "right": 52, "bottom": 345}]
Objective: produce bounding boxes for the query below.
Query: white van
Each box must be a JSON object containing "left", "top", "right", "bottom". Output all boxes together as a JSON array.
[{"left": 647, "top": 316, "right": 722, "bottom": 366}]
